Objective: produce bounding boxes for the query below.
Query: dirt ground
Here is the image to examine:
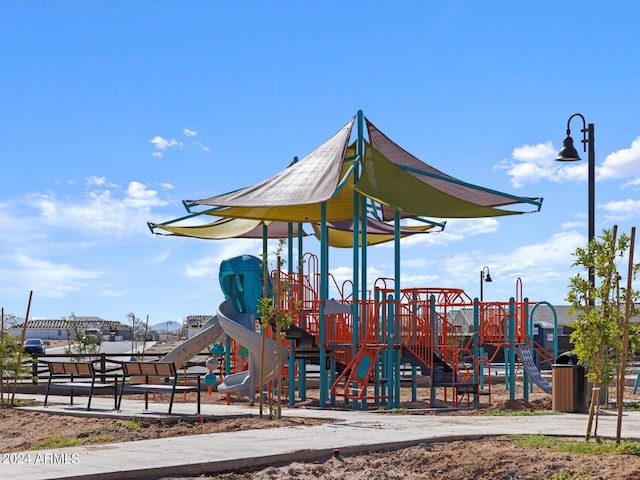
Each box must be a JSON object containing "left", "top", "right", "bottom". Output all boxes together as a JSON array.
[
  {"left": 3, "top": 340, "right": 640, "bottom": 479},
  {"left": 3, "top": 385, "right": 640, "bottom": 479}
]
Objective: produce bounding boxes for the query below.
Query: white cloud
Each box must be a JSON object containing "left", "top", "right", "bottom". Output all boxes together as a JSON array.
[
  {"left": 184, "top": 240, "right": 262, "bottom": 279},
  {"left": 391, "top": 218, "right": 499, "bottom": 249},
  {"left": 87, "top": 176, "right": 106, "bottom": 186},
  {"left": 193, "top": 140, "right": 211, "bottom": 152},
  {"left": 86, "top": 176, "right": 118, "bottom": 188},
  {"left": 3, "top": 254, "right": 102, "bottom": 298},
  {"left": 400, "top": 272, "right": 439, "bottom": 287},
  {"left": 402, "top": 257, "right": 428, "bottom": 268},
  {"left": 599, "top": 136, "right": 640, "bottom": 182},
  {"left": 499, "top": 136, "right": 640, "bottom": 188},
  {"left": 561, "top": 220, "right": 585, "bottom": 230},
  {"left": 508, "top": 230, "right": 582, "bottom": 266},
  {"left": 183, "top": 128, "right": 198, "bottom": 137},
  {"left": 512, "top": 142, "right": 557, "bottom": 165},
  {"left": 125, "top": 181, "right": 164, "bottom": 208},
  {"left": 149, "top": 136, "right": 183, "bottom": 157},
  {"left": 495, "top": 142, "right": 559, "bottom": 187},
  {"left": 159, "top": 182, "right": 174, "bottom": 190},
  {"left": 600, "top": 198, "right": 640, "bottom": 221},
  {"left": 26, "top": 181, "right": 168, "bottom": 236},
  {"left": 184, "top": 256, "right": 219, "bottom": 279},
  {"left": 621, "top": 177, "right": 640, "bottom": 189}
]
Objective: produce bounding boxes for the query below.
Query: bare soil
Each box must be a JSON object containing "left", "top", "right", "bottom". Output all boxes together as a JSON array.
[
  {"left": 3, "top": 386, "right": 640, "bottom": 480},
  {"left": 3, "top": 340, "right": 640, "bottom": 479},
  {"left": 181, "top": 436, "right": 640, "bottom": 480}
]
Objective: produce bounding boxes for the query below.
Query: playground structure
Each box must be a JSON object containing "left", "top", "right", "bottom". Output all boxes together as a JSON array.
[
  {"left": 177, "top": 253, "right": 558, "bottom": 410},
  {"left": 149, "top": 110, "right": 552, "bottom": 409}
]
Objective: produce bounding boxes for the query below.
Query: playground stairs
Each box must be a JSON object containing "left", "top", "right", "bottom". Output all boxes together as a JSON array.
[
  {"left": 400, "top": 345, "right": 450, "bottom": 377},
  {"left": 402, "top": 345, "right": 482, "bottom": 406},
  {"left": 285, "top": 325, "right": 350, "bottom": 373},
  {"left": 330, "top": 345, "right": 387, "bottom": 401},
  {"left": 285, "top": 324, "right": 323, "bottom": 364},
  {"left": 285, "top": 324, "right": 316, "bottom": 351}
]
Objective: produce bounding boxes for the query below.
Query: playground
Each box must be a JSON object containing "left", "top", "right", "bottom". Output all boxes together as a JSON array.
[{"left": 149, "top": 111, "right": 560, "bottom": 413}]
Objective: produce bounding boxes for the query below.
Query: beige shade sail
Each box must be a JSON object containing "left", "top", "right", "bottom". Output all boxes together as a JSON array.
[
  {"left": 356, "top": 140, "right": 528, "bottom": 218},
  {"left": 188, "top": 118, "right": 355, "bottom": 209},
  {"left": 156, "top": 114, "right": 542, "bottom": 235},
  {"left": 149, "top": 217, "right": 308, "bottom": 240},
  {"left": 311, "top": 218, "right": 438, "bottom": 248},
  {"left": 365, "top": 119, "right": 542, "bottom": 219}
]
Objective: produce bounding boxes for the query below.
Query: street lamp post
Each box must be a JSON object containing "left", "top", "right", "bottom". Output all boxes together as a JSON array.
[
  {"left": 480, "top": 266, "right": 492, "bottom": 302},
  {"left": 555, "top": 113, "right": 595, "bottom": 301}
]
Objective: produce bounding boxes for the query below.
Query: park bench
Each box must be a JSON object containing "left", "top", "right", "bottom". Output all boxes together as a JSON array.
[
  {"left": 117, "top": 361, "right": 201, "bottom": 414},
  {"left": 43, "top": 361, "right": 119, "bottom": 410}
]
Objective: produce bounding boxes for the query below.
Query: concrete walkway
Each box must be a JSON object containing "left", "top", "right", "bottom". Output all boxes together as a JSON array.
[{"left": 4, "top": 393, "right": 640, "bottom": 480}]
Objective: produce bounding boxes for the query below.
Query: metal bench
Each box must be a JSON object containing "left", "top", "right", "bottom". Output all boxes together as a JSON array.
[
  {"left": 43, "top": 361, "right": 119, "bottom": 410},
  {"left": 117, "top": 361, "right": 201, "bottom": 414}
]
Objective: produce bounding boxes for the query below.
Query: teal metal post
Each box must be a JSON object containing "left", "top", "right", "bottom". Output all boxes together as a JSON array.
[
  {"left": 523, "top": 299, "right": 530, "bottom": 402},
  {"left": 411, "top": 290, "right": 418, "bottom": 402},
  {"left": 297, "top": 223, "right": 306, "bottom": 400},
  {"left": 508, "top": 298, "right": 516, "bottom": 400},
  {"left": 473, "top": 298, "right": 480, "bottom": 407},
  {"left": 350, "top": 110, "right": 363, "bottom": 409},
  {"left": 260, "top": 224, "right": 269, "bottom": 402},
  {"left": 288, "top": 339, "right": 295, "bottom": 405},
  {"left": 393, "top": 210, "right": 401, "bottom": 408},
  {"left": 374, "top": 287, "right": 383, "bottom": 401},
  {"left": 287, "top": 223, "right": 295, "bottom": 401},
  {"left": 319, "top": 202, "right": 328, "bottom": 407},
  {"left": 530, "top": 301, "right": 559, "bottom": 360},
  {"left": 386, "top": 294, "right": 395, "bottom": 408},
  {"left": 429, "top": 295, "right": 438, "bottom": 407}
]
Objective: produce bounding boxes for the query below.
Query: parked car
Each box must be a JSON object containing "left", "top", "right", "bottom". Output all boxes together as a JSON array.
[
  {"left": 22, "top": 338, "right": 46, "bottom": 355},
  {"left": 83, "top": 328, "right": 102, "bottom": 345}
]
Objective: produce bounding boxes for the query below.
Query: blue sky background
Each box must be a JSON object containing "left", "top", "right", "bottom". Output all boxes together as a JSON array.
[{"left": 2, "top": 0, "right": 640, "bottom": 326}]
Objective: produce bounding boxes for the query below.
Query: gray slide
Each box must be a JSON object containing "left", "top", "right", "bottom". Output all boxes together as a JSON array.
[
  {"left": 216, "top": 299, "right": 287, "bottom": 404},
  {"left": 516, "top": 344, "right": 552, "bottom": 394},
  {"left": 160, "top": 316, "right": 223, "bottom": 367}
]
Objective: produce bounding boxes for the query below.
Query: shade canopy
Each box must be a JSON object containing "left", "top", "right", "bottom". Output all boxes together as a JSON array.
[
  {"left": 311, "top": 218, "right": 438, "bottom": 248},
  {"left": 184, "top": 115, "right": 541, "bottom": 223},
  {"left": 148, "top": 217, "right": 308, "bottom": 240},
  {"left": 190, "top": 119, "right": 355, "bottom": 211},
  {"left": 365, "top": 119, "right": 542, "bottom": 219},
  {"left": 149, "top": 212, "right": 438, "bottom": 247},
  {"left": 152, "top": 112, "right": 542, "bottom": 245}
]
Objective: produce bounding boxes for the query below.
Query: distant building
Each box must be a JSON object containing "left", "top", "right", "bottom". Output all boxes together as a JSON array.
[
  {"left": 446, "top": 304, "right": 640, "bottom": 337},
  {"left": 185, "top": 315, "right": 214, "bottom": 339},
  {"left": 10, "top": 316, "right": 130, "bottom": 340}
]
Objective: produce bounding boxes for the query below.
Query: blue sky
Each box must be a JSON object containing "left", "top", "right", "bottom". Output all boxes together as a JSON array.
[{"left": 2, "top": 1, "right": 640, "bottom": 326}]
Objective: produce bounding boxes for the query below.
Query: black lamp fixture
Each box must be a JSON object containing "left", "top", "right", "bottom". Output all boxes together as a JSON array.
[
  {"left": 555, "top": 113, "right": 595, "bottom": 302},
  {"left": 480, "top": 266, "right": 492, "bottom": 302}
]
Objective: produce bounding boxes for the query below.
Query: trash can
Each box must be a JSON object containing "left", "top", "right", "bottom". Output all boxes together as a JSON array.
[{"left": 552, "top": 352, "right": 588, "bottom": 412}]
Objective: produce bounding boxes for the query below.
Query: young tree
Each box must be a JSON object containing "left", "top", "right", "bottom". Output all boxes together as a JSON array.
[
  {"left": 567, "top": 226, "right": 640, "bottom": 441},
  {"left": 0, "top": 323, "right": 28, "bottom": 406},
  {"left": 65, "top": 313, "right": 101, "bottom": 359},
  {"left": 257, "top": 239, "right": 300, "bottom": 419}
]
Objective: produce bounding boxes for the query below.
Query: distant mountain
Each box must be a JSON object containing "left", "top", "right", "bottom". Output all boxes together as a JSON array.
[{"left": 150, "top": 321, "right": 182, "bottom": 332}]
